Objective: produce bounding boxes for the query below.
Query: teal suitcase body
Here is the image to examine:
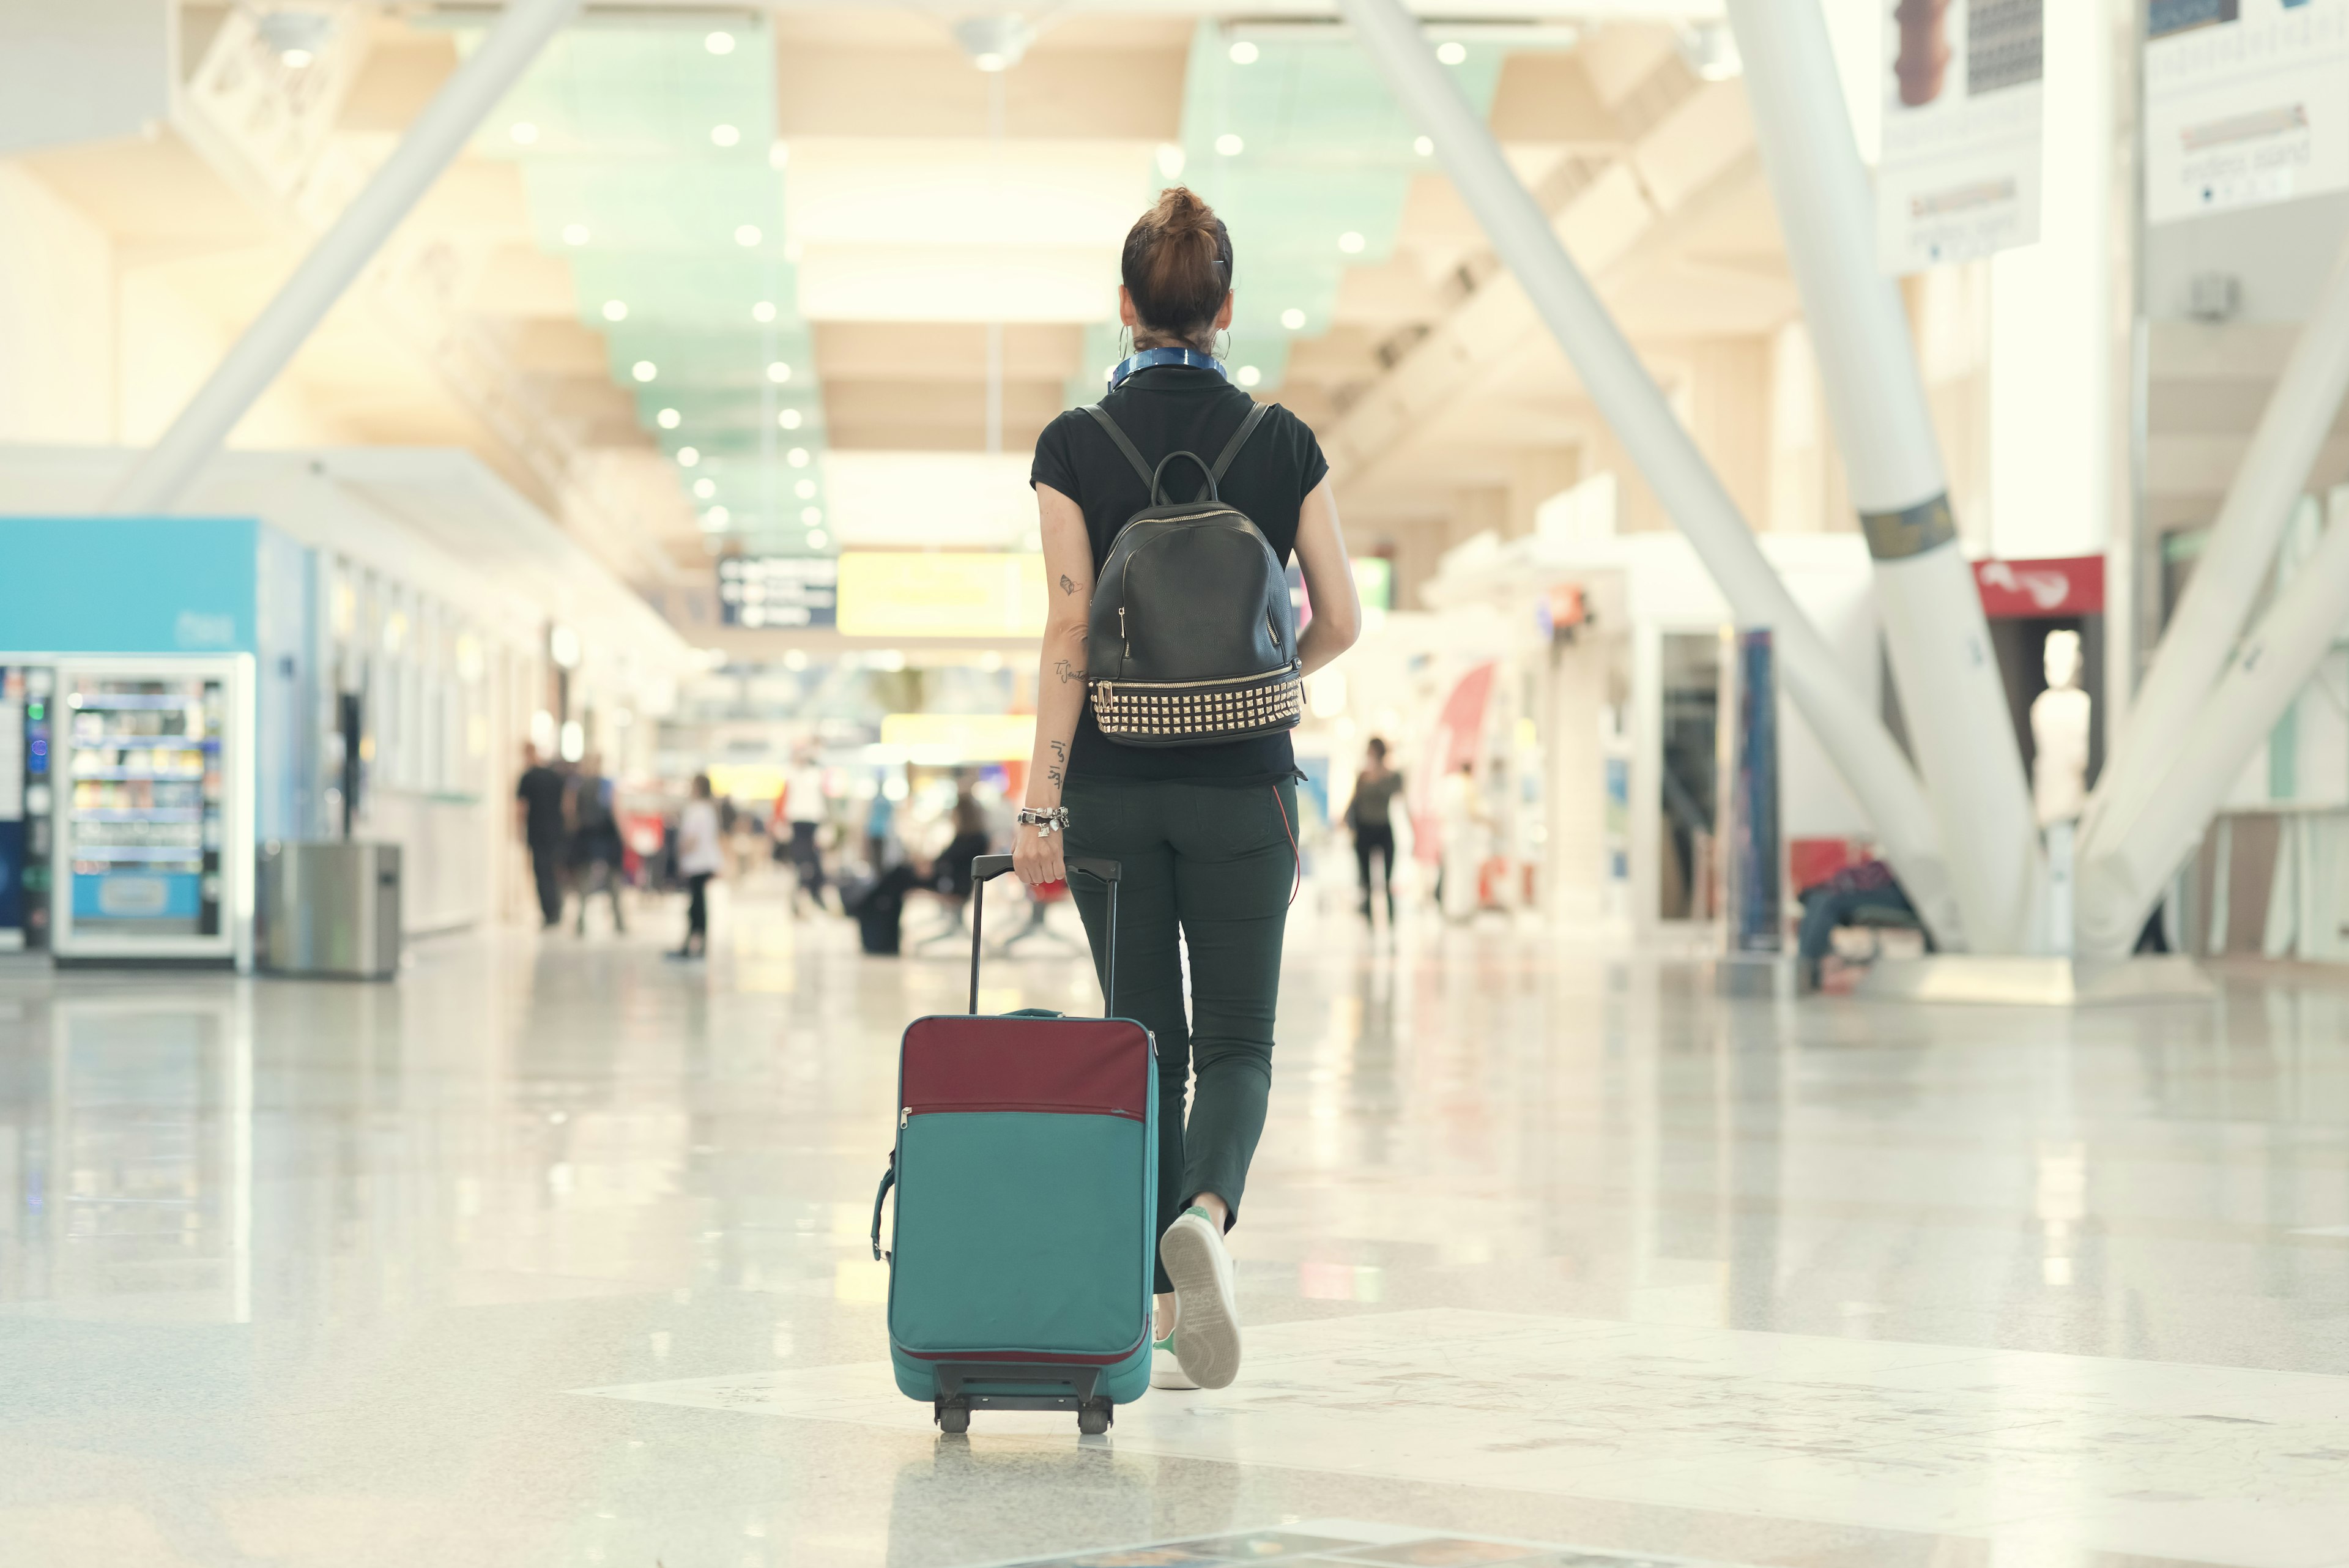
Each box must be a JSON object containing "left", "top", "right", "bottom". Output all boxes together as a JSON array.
[{"left": 870, "top": 855, "right": 1156, "bottom": 1435}]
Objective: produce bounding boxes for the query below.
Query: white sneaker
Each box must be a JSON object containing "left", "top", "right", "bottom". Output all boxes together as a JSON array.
[
  {"left": 1158, "top": 1206, "right": 1241, "bottom": 1390},
  {"left": 1149, "top": 1328, "right": 1198, "bottom": 1391}
]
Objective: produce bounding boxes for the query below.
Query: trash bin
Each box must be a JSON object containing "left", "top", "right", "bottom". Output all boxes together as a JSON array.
[{"left": 257, "top": 841, "right": 401, "bottom": 979}]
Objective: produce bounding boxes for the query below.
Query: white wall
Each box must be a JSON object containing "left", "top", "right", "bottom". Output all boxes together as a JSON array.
[
  {"left": 0, "top": 164, "right": 116, "bottom": 442},
  {"left": 2145, "top": 191, "right": 2349, "bottom": 324}
]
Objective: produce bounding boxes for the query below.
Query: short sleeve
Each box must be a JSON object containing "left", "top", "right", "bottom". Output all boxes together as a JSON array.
[
  {"left": 1031, "top": 412, "right": 1080, "bottom": 499},
  {"left": 1285, "top": 408, "right": 1330, "bottom": 501}
]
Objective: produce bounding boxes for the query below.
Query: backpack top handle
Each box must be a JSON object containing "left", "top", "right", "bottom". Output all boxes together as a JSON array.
[{"left": 1149, "top": 450, "right": 1218, "bottom": 507}]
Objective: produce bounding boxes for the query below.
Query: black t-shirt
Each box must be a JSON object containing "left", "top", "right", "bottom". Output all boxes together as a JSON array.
[
  {"left": 1030, "top": 366, "right": 1330, "bottom": 785},
  {"left": 517, "top": 764, "right": 567, "bottom": 845}
]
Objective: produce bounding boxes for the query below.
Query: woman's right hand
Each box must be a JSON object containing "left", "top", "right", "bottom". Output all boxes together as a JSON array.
[{"left": 1012, "top": 820, "right": 1065, "bottom": 887}]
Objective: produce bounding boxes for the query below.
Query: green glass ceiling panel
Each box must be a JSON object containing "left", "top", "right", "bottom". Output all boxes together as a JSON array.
[{"left": 483, "top": 18, "right": 826, "bottom": 555}]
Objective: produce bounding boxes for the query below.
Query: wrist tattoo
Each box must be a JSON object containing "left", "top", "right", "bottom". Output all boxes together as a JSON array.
[
  {"left": 1046, "top": 767, "right": 1064, "bottom": 786},
  {"left": 1059, "top": 573, "right": 1077, "bottom": 596},
  {"left": 1053, "top": 660, "right": 1085, "bottom": 685}
]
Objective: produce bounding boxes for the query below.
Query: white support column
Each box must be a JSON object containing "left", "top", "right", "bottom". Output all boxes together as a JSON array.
[
  {"left": 2077, "top": 506, "right": 2349, "bottom": 951},
  {"left": 105, "top": 0, "right": 582, "bottom": 515},
  {"left": 1338, "top": 0, "right": 1967, "bottom": 946},
  {"left": 1726, "top": 0, "right": 2046, "bottom": 954},
  {"left": 2077, "top": 236, "right": 2349, "bottom": 894}
]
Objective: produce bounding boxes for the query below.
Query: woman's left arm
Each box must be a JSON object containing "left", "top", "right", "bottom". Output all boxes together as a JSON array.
[
  {"left": 1293, "top": 478, "right": 1361, "bottom": 676},
  {"left": 1012, "top": 482, "right": 1096, "bottom": 887}
]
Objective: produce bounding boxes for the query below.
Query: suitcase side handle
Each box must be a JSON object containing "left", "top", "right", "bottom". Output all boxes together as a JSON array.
[
  {"left": 871, "top": 1154, "right": 895, "bottom": 1263},
  {"left": 968, "top": 856, "right": 1120, "bottom": 1016}
]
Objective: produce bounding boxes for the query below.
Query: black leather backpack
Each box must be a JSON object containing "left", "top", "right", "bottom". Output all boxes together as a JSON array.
[{"left": 1080, "top": 402, "right": 1302, "bottom": 748}]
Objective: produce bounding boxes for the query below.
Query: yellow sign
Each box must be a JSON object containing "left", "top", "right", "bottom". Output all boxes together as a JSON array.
[
  {"left": 836, "top": 552, "right": 1048, "bottom": 639},
  {"left": 878, "top": 712, "right": 1037, "bottom": 762}
]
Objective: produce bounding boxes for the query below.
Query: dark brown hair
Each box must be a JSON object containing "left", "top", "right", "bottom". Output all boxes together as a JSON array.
[{"left": 1121, "top": 187, "right": 1232, "bottom": 350}]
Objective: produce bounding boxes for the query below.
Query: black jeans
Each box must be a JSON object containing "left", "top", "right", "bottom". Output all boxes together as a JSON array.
[
  {"left": 1064, "top": 776, "right": 1297, "bottom": 1295},
  {"left": 529, "top": 839, "right": 564, "bottom": 926},
  {"left": 1353, "top": 821, "right": 1395, "bottom": 916},
  {"left": 683, "top": 873, "right": 712, "bottom": 951}
]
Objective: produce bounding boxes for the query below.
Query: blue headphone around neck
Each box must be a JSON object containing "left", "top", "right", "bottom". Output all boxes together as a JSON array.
[{"left": 1107, "top": 346, "right": 1228, "bottom": 392}]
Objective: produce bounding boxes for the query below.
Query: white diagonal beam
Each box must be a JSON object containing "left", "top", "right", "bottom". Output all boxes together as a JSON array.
[
  {"left": 1726, "top": 0, "right": 2045, "bottom": 954},
  {"left": 2077, "top": 503, "right": 2349, "bottom": 950},
  {"left": 1338, "top": 0, "right": 1965, "bottom": 946},
  {"left": 105, "top": 0, "right": 582, "bottom": 515}
]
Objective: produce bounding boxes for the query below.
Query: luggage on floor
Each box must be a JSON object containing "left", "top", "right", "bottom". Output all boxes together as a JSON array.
[
  {"left": 843, "top": 863, "right": 919, "bottom": 954},
  {"left": 869, "top": 854, "right": 1154, "bottom": 1435}
]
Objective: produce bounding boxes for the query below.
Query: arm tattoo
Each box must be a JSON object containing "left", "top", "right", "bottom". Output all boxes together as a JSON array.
[
  {"left": 1053, "top": 660, "right": 1085, "bottom": 685},
  {"left": 1059, "top": 573, "right": 1077, "bottom": 596},
  {"left": 1046, "top": 767, "right": 1064, "bottom": 787},
  {"left": 1049, "top": 740, "right": 1067, "bottom": 762}
]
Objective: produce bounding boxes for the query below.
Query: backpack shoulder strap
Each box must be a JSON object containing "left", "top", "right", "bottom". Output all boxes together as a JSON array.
[
  {"left": 1081, "top": 404, "right": 1155, "bottom": 491},
  {"left": 1209, "top": 401, "right": 1272, "bottom": 484}
]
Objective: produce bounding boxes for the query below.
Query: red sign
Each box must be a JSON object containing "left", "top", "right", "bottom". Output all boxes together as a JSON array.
[{"left": 1973, "top": 555, "right": 2104, "bottom": 618}]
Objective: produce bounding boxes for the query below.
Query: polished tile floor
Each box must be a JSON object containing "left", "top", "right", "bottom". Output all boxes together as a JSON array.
[{"left": 1, "top": 885, "right": 2346, "bottom": 1568}]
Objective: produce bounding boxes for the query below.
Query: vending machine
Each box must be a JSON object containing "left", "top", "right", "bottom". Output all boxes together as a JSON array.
[{"left": 50, "top": 656, "right": 254, "bottom": 968}]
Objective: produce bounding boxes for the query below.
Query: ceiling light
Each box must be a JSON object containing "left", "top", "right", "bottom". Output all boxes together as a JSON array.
[
  {"left": 562, "top": 222, "right": 590, "bottom": 245},
  {"left": 778, "top": 409, "right": 802, "bottom": 430},
  {"left": 735, "top": 225, "right": 762, "bottom": 247},
  {"left": 601, "top": 299, "right": 628, "bottom": 321},
  {"left": 769, "top": 141, "right": 790, "bottom": 172},
  {"left": 1228, "top": 40, "right": 1259, "bottom": 65},
  {"left": 782, "top": 648, "right": 809, "bottom": 671},
  {"left": 1414, "top": 136, "right": 1434, "bottom": 157},
  {"left": 656, "top": 408, "right": 681, "bottom": 429},
  {"left": 795, "top": 478, "right": 816, "bottom": 499},
  {"left": 1337, "top": 231, "right": 1365, "bottom": 255},
  {"left": 632, "top": 360, "right": 657, "bottom": 382},
  {"left": 1214, "top": 133, "right": 1244, "bottom": 157},
  {"left": 705, "top": 30, "right": 735, "bottom": 54},
  {"left": 766, "top": 362, "right": 792, "bottom": 383},
  {"left": 1236, "top": 365, "right": 1261, "bottom": 388},
  {"left": 806, "top": 530, "right": 829, "bottom": 549},
  {"left": 951, "top": 15, "right": 1035, "bottom": 73},
  {"left": 752, "top": 300, "right": 776, "bottom": 322},
  {"left": 1156, "top": 144, "right": 1186, "bottom": 179},
  {"left": 711, "top": 124, "right": 740, "bottom": 148},
  {"left": 508, "top": 121, "right": 540, "bottom": 145},
  {"left": 801, "top": 506, "right": 823, "bottom": 525},
  {"left": 1674, "top": 21, "right": 1742, "bottom": 81},
  {"left": 1435, "top": 40, "right": 1468, "bottom": 65},
  {"left": 1280, "top": 307, "right": 1305, "bottom": 331},
  {"left": 787, "top": 447, "right": 810, "bottom": 468},
  {"left": 258, "top": 10, "right": 332, "bottom": 65},
  {"left": 702, "top": 505, "right": 730, "bottom": 530},
  {"left": 677, "top": 446, "right": 700, "bottom": 467},
  {"left": 693, "top": 478, "right": 716, "bottom": 499}
]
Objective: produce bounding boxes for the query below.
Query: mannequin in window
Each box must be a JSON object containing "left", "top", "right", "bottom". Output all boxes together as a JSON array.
[{"left": 2032, "top": 629, "right": 2091, "bottom": 953}]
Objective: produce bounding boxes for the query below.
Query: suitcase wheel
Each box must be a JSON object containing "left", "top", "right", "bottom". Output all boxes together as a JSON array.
[
  {"left": 935, "top": 1397, "right": 970, "bottom": 1435},
  {"left": 1077, "top": 1399, "right": 1112, "bottom": 1436}
]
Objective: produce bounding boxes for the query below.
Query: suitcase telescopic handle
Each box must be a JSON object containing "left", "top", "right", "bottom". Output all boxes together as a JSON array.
[{"left": 968, "top": 854, "right": 1121, "bottom": 1016}]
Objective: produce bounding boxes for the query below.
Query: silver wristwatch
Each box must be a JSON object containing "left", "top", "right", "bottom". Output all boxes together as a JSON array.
[{"left": 1016, "top": 805, "right": 1071, "bottom": 836}]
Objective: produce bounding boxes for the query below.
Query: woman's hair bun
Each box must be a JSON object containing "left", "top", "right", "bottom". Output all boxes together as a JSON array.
[{"left": 1122, "top": 186, "right": 1233, "bottom": 350}]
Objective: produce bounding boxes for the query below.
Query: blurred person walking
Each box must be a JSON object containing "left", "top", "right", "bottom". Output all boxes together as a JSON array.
[
  {"left": 1347, "top": 738, "right": 1403, "bottom": 926},
  {"left": 669, "top": 774, "right": 722, "bottom": 961},
  {"left": 515, "top": 743, "right": 568, "bottom": 929},
  {"left": 783, "top": 751, "right": 829, "bottom": 915},
  {"left": 568, "top": 752, "right": 626, "bottom": 936},
  {"left": 1438, "top": 760, "right": 1489, "bottom": 923},
  {"left": 1017, "top": 186, "right": 1361, "bottom": 1394},
  {"left": 865, "top": 771, "right": 897, "bottom": 870}
]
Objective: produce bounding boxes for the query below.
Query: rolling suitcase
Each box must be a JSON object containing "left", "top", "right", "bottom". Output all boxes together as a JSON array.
[{"left": 869, "top": 854, "right": 1156, "bottom": 1435}]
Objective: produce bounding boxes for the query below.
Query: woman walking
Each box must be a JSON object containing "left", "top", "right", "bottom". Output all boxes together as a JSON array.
[
  {"left": 1348, "top": 738, "right": 1403, "bottom": 926},
  {"left": 1014, "top": 187, "right": 1361, "bottom": 1392},
  {"left": 669, "top": 773, "right": 721, "bottom": 961}
]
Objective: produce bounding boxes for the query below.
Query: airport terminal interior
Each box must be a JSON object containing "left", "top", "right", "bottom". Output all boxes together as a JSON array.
[{"left": 4, "top": 1, "right": 2349, "bottom": 1565}]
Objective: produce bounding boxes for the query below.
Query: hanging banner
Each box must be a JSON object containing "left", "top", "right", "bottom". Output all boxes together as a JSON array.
[
  {"left": 2145, "top": 0, "right": 2349, "bottom": 225},
  {"left": 717, "top": 556, "right": 837, "bottom": 630},
  {"left": 1876, "top": 0, "right": 2046, "bottom": 275}
]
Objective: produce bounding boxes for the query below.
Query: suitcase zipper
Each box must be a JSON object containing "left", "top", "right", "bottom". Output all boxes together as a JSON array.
[{"left": 900, "top": 1101, "right": 1145, "bottom": 1122}]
